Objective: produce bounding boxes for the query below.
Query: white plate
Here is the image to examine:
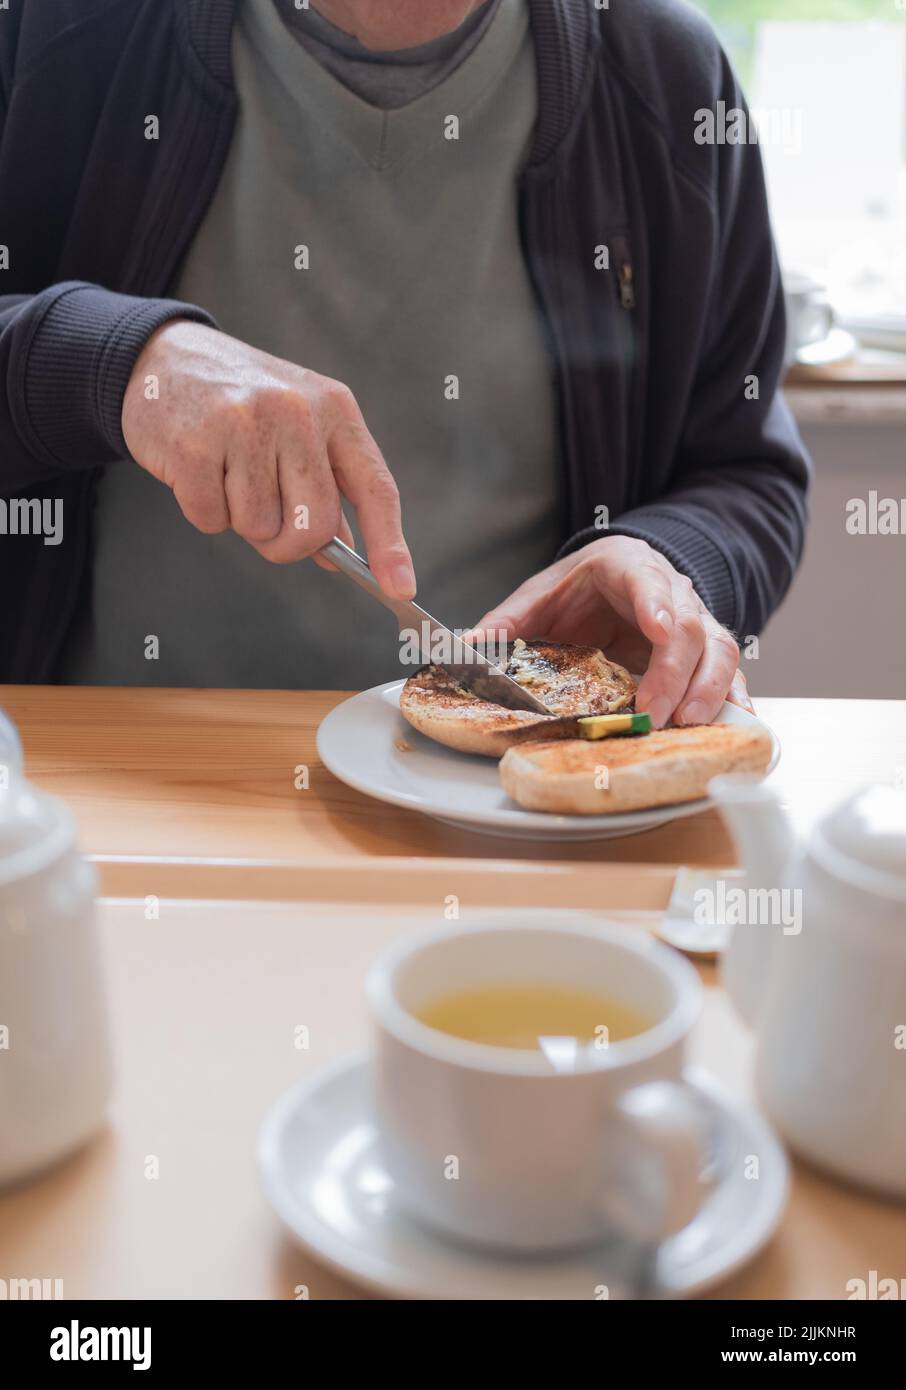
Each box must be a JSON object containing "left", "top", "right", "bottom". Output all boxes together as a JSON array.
[
  {"left": 258, "top": 1054, "right": 789, "bottom": 1301},
  {"left": 316, "top": 681, "right": 780, "bottom": 842}
]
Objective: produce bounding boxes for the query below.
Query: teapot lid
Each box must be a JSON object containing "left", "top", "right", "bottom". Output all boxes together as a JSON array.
[
  {"left": 0, "top": 776, "right": 72, "bottom": 883},
  {"left": 816, "top": 786, "right": 906, "bottom": 894}
]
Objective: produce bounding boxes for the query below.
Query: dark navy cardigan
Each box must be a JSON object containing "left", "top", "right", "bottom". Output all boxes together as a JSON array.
[{"left": 0, "top": 0, "right": 810, "bottom": 681}]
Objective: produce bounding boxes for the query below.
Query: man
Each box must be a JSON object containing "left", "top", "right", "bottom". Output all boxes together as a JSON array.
[{"left": 0, "top": 0, "right": 809, "bottom": 728}]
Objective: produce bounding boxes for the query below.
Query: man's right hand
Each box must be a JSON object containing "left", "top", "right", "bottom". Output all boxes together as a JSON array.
[{"left": 121, "top": 320, "right": 416, "bottom": 599}]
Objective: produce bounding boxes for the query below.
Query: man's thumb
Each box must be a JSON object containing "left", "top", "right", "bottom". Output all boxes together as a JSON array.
[{"left": 462, "top": 612, "right": 522, "bottom": 646}]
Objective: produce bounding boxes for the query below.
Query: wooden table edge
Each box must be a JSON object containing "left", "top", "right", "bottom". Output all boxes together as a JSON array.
[{"left": 91, "top": 853, "right": 714, "bottom": 906}]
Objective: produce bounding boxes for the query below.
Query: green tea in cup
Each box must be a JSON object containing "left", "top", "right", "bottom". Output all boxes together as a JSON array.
[{"left": 415, "top": 981, "right": 650, "bottom": 1051}]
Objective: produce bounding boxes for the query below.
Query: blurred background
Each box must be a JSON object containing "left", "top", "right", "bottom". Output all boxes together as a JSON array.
[
  {"left": 698, "top": 0, "right": 904, "bottom": 317},
  {"left": 690, "top": 1, "right": 906, "bottom": 698}
]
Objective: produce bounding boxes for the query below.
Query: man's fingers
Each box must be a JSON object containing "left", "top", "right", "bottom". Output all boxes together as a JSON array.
[
  {"left": 620, "top": 560, "right": 676, "bottom": 645},
  {"left": 462, "top": 620, "right": 516, "bottom": 648},
  {"left": 634, "top": 601, "right": 706, "bottom": 728},
  {"left": 328, "top": 415, "right": 415, "bottom": 601},
  {"left": 172, "top": 457, "right": 230, "bottom": 535},
  {"left": 223, "top": 450, "right": 283, "bottom": 543},
  {"left": 675, "top": 618, "right": 741, "bottom": 725},
  {"left": 467, "top": 587, "right": 550, "bottom": 646},
  {"left": 252, "top": 432, "right": 340, "bottom": 564},
  {"left": 312, "top": 512, "right": 356, "bottom": 572},
  {"left": 725, "top": 666, "right": 756, "bottom": 715},
  {"left": 468, "top": 552, "right": 581, "bottom": 641}
]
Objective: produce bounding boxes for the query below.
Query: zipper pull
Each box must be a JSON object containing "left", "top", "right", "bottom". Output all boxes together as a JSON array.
[{"left": 618, "top": 261, "right": 635, "bottom": 310}]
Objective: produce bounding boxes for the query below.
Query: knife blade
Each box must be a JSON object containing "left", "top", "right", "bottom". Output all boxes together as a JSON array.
[{"left": 318, "top": 537, "right": 553, "bottom": 715}]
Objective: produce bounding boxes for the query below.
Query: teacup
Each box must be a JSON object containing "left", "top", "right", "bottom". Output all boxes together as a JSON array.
[
  {"left": 784, "top": 270, "right": 834, "bottom": 363},
  {"left": 367, "top": 917, "right": 710, "bottom": 1253}
]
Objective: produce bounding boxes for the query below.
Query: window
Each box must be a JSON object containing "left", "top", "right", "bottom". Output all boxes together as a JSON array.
[{"left": 692, "top": 1, "right": 906, "bottom": 321}]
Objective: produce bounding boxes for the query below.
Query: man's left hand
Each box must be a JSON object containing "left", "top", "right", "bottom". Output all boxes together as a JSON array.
[{"left": 468, "top": 536, "right": 753, "bottom": 728}]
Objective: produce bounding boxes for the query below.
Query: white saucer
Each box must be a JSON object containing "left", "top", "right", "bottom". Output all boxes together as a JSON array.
[
  {"left": 258, "top": 1055, "right": 789, "bottom": 1300},
  {"left": 316, "top": 681, "right": 780, "bottom": 842},
  {"left": 795, "top": 327, "right": 858, "bottom": 368}
]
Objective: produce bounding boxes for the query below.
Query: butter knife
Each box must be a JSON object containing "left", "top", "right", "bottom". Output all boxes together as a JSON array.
[{"left": 318, "top": 537, "right": 552, "bottom": 715}]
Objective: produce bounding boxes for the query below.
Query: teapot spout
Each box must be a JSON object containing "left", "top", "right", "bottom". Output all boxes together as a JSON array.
[{"left": 709, "top": 773, "right": 792, "bottom": 1028}]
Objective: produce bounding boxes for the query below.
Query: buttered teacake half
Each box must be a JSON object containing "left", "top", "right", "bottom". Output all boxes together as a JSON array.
[{"left": 398, "top": 640, "right": 636, "bottom": 757}]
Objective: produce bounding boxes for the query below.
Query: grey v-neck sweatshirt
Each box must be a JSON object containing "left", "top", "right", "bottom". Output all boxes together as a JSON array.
[{"left": 61, "top": 0, "right": 560, "bottom": 689}]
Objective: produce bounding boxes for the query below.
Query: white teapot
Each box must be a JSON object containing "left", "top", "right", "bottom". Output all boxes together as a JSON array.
[
  {"left": 0, "top": 776, "right": 112, "bottom": 1186},
  {"left": 711, "top": 776, "right": 906, "bottom": 1198}
]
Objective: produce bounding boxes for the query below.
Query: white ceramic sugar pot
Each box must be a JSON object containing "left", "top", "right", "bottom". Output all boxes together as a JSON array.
[
  {"left": 0, "top": 775, "right": 112, "bottom": 1186},
  {"left": 711, "top": 776, "right": 906, "bottom": 1198}
]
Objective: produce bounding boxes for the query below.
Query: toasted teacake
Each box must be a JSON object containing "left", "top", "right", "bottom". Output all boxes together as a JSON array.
[
  {"left": 499, "top": 723, "right": 773, "bottom": 815},
  {"left": 398, "top": 640, "right": 636, "bottom": 757}
]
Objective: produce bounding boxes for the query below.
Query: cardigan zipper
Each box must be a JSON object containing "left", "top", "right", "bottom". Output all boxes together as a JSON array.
[
  {"left": 609, "top": 232, "right": 644, "bottom": 508},
  {"left": 618, "top": 259, "right": 635, "bottom": 310}
]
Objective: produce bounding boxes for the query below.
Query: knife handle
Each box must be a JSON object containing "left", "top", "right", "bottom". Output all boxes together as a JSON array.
[{"left": 318, "top": 537, "right": 412, "bottom": 625}]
